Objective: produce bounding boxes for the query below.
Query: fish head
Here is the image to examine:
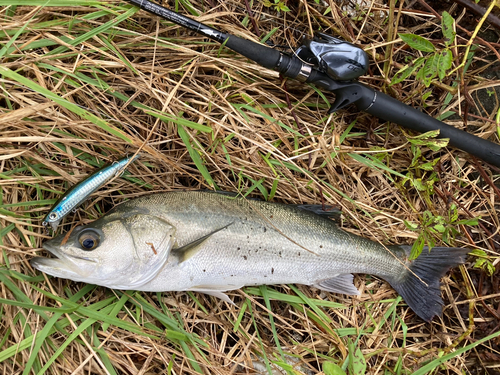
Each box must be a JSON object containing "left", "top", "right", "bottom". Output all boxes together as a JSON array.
[{"left": 32, "top": 212, "right": 176, "bottom": 290}]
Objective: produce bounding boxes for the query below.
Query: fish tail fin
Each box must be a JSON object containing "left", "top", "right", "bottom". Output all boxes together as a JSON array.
[{"left": 386, "top": 246, "right": 468, "bottom": 322}]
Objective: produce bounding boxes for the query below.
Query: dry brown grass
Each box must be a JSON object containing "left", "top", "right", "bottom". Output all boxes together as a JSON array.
[{"left": 1, "top": 0, "right": 500, "bottom": 374}]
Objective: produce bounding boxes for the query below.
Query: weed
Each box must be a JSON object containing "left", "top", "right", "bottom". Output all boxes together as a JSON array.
[
  {"left": 396, "top": 130, "right": 482, "bottom": 258},
  {"left": 404, "top": 205, "right": 479, "bottom": 260},
  {"left": 471, "top": 249, "right": 496, "bottom": 276},
  {"left": 391, "top": 12, "right": 456, "bottom": 87},
  {"left": 0, "top": 1, "right": 498, "bottom": 374},
  {"left": 261, "top": 0, "right": 290, "bottom": 13}
]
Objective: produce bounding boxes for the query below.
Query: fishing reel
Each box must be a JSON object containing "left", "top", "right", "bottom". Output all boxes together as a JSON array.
[{"left": 295, "top": 33, "right": 369, "bottom": 81}]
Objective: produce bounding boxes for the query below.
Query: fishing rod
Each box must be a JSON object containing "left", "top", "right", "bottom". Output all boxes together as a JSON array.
[{"left": 125, "top": 0, "right": 500, "bottom": 168}]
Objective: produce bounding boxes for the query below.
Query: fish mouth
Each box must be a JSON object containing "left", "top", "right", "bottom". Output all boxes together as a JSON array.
[{"left": 30, "top": 242, "right": 95, "bottom": 280}]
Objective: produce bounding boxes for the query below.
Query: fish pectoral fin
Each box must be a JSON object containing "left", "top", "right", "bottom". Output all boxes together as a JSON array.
[
  {"left": 313, "top": 274, "right": 360, "bottom": 295},
  {"left": 189, "top": 284, "right": 243, "bottom": 305},
  {"left": 190, "top": 289, "right": 236, "bottom": 305},
  {"left": 171, "top": 222, "right": 233, "bottom": 263}
]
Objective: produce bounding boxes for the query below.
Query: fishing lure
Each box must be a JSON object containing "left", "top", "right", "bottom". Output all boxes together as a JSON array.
[{"left": 42, "top": 154, "right": 140, "bottom": 232}]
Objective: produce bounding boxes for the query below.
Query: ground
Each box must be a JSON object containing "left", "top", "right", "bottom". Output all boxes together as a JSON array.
[{"left": 0, "top": 0, "right": 499, "bottom": 374}]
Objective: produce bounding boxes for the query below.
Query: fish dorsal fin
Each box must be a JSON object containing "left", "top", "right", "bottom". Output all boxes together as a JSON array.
[
  {"left": 294, "top": 204, "right": 342, "bottom": 220},
  {"left": 171, "top": 222, "right": 233, "bottom": 263},
  {"left": 313, "top": 274, "right": 360, "bottom": 295}
]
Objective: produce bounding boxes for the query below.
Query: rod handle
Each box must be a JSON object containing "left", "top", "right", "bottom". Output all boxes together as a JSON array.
[{"left": 362, "top": 89, "right": 500, "bottom": 168}]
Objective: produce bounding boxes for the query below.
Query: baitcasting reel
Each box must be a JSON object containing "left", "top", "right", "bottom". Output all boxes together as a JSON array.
[
  {"left": 126, "top": 0, "right": 500, "bottom": 168},
  {"left": 296, "top": 33, "right": 369, "bottom": 81}
]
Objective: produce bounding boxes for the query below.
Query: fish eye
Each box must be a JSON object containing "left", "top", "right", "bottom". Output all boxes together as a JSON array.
[
  {"left": 49, "top": 212, "right": 58, "bottom": 220},
  {"left": 78, "top": 230, "right": 101, "bottom": 251}
]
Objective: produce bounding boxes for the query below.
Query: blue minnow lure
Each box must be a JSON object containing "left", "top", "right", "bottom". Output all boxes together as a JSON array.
[{"left": 42, "top": 154, "right": 140, "bottom": 232}]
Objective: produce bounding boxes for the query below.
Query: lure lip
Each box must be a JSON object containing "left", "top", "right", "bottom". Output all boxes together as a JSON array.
[{"left": 42, "top": 214, "right": 61, "bottom": 232}]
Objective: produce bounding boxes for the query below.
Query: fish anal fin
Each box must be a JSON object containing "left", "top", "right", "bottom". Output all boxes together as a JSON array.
[
  {"left": 171, "top": 222, "right": 233, "bottom": 263},
  {"left": 314, "top": 274, "right": 360, "bottom": 295}
]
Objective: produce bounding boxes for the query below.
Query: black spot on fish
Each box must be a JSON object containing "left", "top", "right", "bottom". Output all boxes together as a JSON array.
[
  {"left": 271, "top": 268, "right": 274, "bottom": 274},
  {"left": 298, "top": 252, "right": 301, "bottom": 256},
  {"left": 203, "top": 269, "right": 206, "bottom": 272},
  {"left": 279, "top": 251, "right": 282, "bottom": 257},
  {"left": 270, "top": 215, "right": 273, "bottom": 219},
  {"left": 320, "top": 245, "right": 323, "bottom": 248},
  {"left": 243, "top": 256, "right": 247, "bottom": 260},
  {"left": 263, "top": 227, "right": 267, "bottom": 233},
  {"left": 237, "top": 247, "right": 240, "bottom": 250}
]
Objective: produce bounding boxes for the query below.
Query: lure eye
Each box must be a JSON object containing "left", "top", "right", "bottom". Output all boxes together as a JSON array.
[
  {"left": 78, "top": 230, "right": 101, "bottom": 251},
  {"left": 49, "top": 212, "right": 58, "bottom": 220}
]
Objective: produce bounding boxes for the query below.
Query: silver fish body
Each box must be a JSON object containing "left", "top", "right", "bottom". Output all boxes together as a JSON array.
[
  {"left": 32, "top": 191, "right": 468, "bottom": 321},
  {"left": 42, "top": 154, "right": 140, "bottom": 232}
]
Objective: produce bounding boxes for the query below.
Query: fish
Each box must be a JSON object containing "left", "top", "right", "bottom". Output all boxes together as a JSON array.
[
  {"left": 42, "top": 154, "right": 140, "bottom": 232},
  {"left": 31, "top": 191, "right": 468, "bottom": 321}
]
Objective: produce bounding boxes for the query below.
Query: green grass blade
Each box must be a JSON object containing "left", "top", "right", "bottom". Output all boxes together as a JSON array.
[
  {"left": 259, "top": 286, "right": 285, "bottom": 362},
  {"left": 245, "top": 287, "right": 345, "bottom": 309},
  {"left": 0, "top": 66, "right": 132, "bottom": 143},
  {"left": 0, "top": 298, "right": 77, "bottom": 313},
  {"left": 246, "top": 299, "right": 273, "bottom": 375},
  {"left": 30, "top": 285, "right": 158, "bottom": 338},
  {"left": 348, "top": 153, "right": 406, "bottom": 180},
  {"left": 0, "top": 0, "right": 101, "bottom": 4},
  {"left": 129, "top": 293, "right": 205, "bottom": 345},
  {"left": 45, "top": 6, "right": 138, "bottom": 57},
  {"left": 0, "top": 16, "right": 32, "bottom": 58},
  {"left": 35, "top": 317, "right": 97, "bottom": 375},
  {"left": 101, "top": 293, "right": 130, "bottom": 332},
  {"left": 413, "top": 330, "right": 500, "bottom": 375},
  {"left": 178, "top": 125, "right": 217, "bottom": 188},
  {"left": 23, "top": 312, "right": 64, "bottom": 375},
  {"left": 146, "top": 110, "right": 213, "bottom": 133}
]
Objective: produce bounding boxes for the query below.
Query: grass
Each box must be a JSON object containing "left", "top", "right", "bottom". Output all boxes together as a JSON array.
[{"left": 1, "top": 0, "right": 500, "bottom": 374}]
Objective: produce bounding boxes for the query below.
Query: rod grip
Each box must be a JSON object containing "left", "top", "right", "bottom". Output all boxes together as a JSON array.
[
  {"left": 362, "top": 91, "right": 500, "bottom": 168},
  {"left": 223, "top": 35, "right": 284, "bottom": 70}
]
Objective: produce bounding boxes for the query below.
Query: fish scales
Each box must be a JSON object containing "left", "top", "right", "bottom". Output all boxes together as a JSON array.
[
  {"left": 31, "top": 191, "right": 468, "bottom": 322},
  {"left": 114, "top": 192, "right": 402, "bottom": 291}
]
